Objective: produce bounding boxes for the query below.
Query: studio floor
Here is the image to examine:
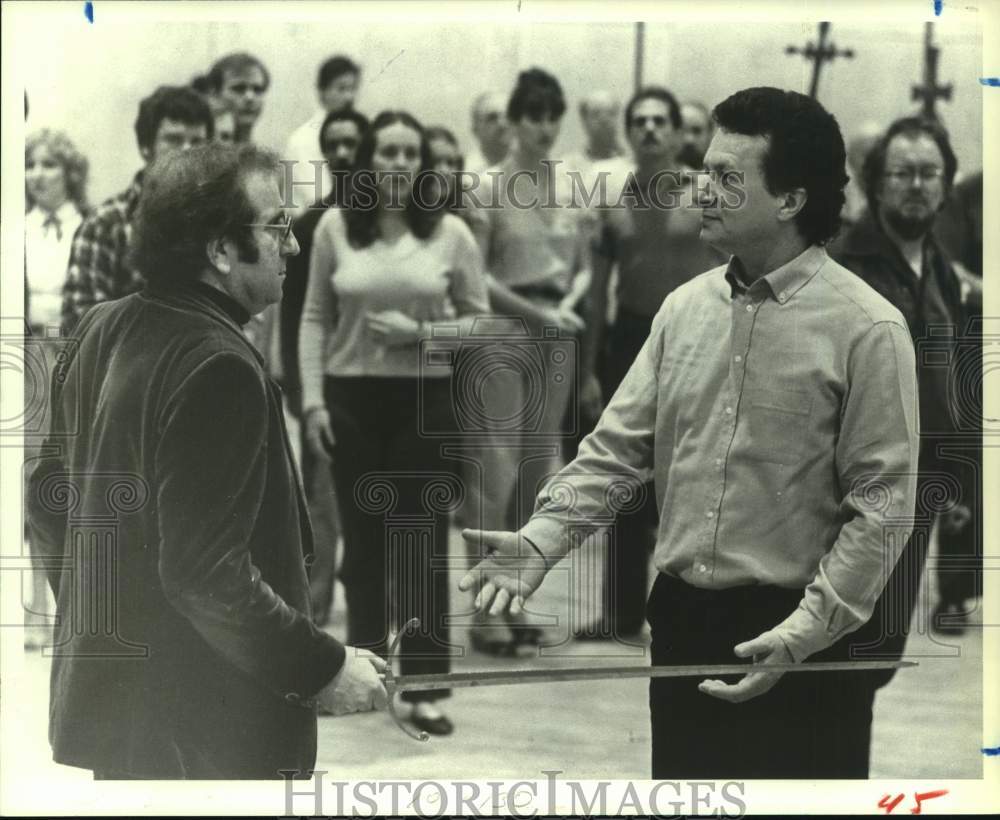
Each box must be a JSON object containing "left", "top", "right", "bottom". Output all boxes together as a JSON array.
[{"left": 9, "top": 527, "right": 984, "bottom": 784}]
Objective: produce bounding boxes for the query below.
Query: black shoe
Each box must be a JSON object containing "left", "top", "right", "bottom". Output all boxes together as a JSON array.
[
  {"left": 410, "top": 710, "right": 454, "bottom": 736},
  {"left": 932, "top": 602, "right": 967, "bottom": 635}
]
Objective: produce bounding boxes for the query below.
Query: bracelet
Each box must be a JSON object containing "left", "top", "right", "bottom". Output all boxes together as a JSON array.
[{"left": 522, "top": 534, "right": 551, "bottom": 571}]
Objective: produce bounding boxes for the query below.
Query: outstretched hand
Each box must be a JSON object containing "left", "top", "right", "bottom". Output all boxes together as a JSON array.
[
  {"left": 458, "top": 529, "right": 550, "bottom": 616},
  {"left": 697, "top": 629, "right": 795, "bottom": 703}
]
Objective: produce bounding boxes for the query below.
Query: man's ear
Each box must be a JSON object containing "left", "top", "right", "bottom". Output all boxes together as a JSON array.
[
  {"left": 206, "top": 237, "right": 232, "bottom": 274},
  {"left": 139, "top": 145, "right": 153, "bottom": 164},
  {"left": 777, "top": 187, "right": 808, "bottom": 223}
]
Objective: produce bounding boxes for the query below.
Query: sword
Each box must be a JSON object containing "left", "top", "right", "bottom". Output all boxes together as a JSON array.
[{"left": 379, "top": 618, "right": 917, "bottom": 741}]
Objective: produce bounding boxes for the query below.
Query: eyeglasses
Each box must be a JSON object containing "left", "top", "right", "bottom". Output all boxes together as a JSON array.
[
  {"left": 247, "top": 212, "right": 294, "bottom": 244},
  {"left": 883, "top": 167, "right": 945, "bottom": 184}
]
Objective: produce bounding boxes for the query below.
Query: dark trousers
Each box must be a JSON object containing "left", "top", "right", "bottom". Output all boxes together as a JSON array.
[
  {"left": 647, "top": 573, "right": 874, "bottom": 779},
  {"left": 324, "top": 376, "right": 454, "bottom": 703},
  {"left": 596, "top": 308, "right": 658, "bottom": 635}
]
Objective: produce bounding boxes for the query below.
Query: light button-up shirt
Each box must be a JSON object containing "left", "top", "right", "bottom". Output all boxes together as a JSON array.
[{"left": 522, "top": 245, "right": 919, "bottom": 662}]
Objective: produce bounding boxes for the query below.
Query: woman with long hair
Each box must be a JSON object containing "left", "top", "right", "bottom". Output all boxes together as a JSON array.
[{"left": 299, "top": 111, "right": 490, "bottom": 735}]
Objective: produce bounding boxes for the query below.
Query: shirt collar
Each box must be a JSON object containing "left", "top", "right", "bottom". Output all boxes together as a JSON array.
[{"left": 724, "top": 245, "right": 828, "bottom": 303}]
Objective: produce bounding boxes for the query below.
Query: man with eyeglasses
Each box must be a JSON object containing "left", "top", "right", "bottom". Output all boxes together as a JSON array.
[
  {"left": 576, "top": 86, "right": 725, "bottom": 639},
  {"left": 28, "top": 143, "right": 388, "bottom": 779},
  {"left": 831, "top": 116, "right": 978, "bottom": 652}
]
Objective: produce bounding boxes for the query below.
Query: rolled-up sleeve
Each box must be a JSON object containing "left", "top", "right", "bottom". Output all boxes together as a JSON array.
[{"left": 774, "top": 319, "right": 919, "bottom": 661}]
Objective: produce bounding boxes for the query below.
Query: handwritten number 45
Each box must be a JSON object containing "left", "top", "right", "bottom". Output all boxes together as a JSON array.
[{"left": 878, "top": 790, "right": 948, "bottom": 815}]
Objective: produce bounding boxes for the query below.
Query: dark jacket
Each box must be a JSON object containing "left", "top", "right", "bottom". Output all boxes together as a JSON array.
[
  {"left": 830, "top": 212, "right": 969, "bottom": 687},
  {"left": 831, "top": 210, "right": 965, "bottom": 470},
  {"left": 27, "top": 281, "right": 345, "bottom": 778}
]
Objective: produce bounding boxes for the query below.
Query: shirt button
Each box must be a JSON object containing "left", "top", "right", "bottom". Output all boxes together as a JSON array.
[
  {"left": 706, "top": 510, "right": 715, "bottom": 519},
  {"left": 779, "top": 290, "right": 787, "bottom": 301},
  {"left": 734, "top": 354, "right": 742, "bottom": 362},
  {"left": 698, "top": 564, "right": 708, "bottom": 573},
  {"left": 715, "top": 458, "right": 723, "bottom": 466},
  {"left": 745, "top": 304, "right": 754, "bottom": 312},
  {"left": 725, "top": 406, "right": 733, "bottom": 415}
]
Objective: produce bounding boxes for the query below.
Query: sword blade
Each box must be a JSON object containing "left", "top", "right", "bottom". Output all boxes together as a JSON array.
[{"left": 387, "top": 659, "right": 915, "bottom": 693}]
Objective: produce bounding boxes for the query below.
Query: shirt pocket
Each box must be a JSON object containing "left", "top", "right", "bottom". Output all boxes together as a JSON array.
[{"left": 740, "top": 386, "right": 814, "bottom": 466}]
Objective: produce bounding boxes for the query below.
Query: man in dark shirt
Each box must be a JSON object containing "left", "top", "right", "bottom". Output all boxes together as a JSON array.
[
  {"left": 280, "top": 108, "right": 368, "bottom": 623},
  {"left": 28, "top": 143, "right": 386, "bottom": 779},
  {"left": 832, "top": 116, "right": 979, "bottom": 639},
  {"left": 578, "top": 86, "right": 726, "bottom": 639}
]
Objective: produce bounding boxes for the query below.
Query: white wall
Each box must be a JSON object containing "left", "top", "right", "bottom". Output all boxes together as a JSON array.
[{"left": 20, "top": 16, "right": 982, "bottom": 205}]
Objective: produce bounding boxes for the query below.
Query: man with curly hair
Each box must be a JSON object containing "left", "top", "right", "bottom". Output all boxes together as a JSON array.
[{"left": 462, "top": 87, "right": 920, "bottom": 779}]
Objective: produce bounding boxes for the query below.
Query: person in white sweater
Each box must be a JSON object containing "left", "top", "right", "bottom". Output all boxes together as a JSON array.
[{"left": 299, "top": 110, "right": 490, "bottom": 736}]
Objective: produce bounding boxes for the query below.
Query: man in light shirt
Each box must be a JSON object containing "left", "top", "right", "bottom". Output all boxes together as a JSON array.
[
  {"left": 284, "top": 55, "right": 361, "bottom": 213},
  {"left": 461, "top": 86, "right": 919, "bottom": 779},
  {"left": 464, "top": 91, "right": 511, "bottom": 175}
]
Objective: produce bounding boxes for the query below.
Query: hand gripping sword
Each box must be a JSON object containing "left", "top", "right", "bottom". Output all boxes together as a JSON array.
[{"left": 380, "top": 618, "right": 916, "bottom": 741}]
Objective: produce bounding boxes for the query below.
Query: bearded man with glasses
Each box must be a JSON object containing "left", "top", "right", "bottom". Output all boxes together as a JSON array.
[{"left": 831, "top": 116, "right": 979, "bottom": 677}]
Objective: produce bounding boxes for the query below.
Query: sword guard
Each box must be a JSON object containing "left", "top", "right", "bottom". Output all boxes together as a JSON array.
[{"left": 385, "top": 618, "right": 429, "bottom": 741}]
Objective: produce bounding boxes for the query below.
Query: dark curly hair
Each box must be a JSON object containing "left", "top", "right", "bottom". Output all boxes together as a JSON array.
[
  {"left": 134, "top": 85, "right": 214, "bottom": 154},
  {"left": 507, "top": 68, "right": 566, "bottom": 123},
  {"left": 129, "top": 142, "right": 282, "bottom": 284},
  {"left": 342, "top": 110, "right": 442, "bottom": 248},
  {"left": 712, "top": 87, "right": 848, "bottom": 246},
  {"left": 861, "top": 115, "right": 958, "bottom": 216}
]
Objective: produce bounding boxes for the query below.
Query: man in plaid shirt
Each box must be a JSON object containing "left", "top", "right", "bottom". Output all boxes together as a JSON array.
[{"left": 61, "top": 85, "right": 214, "bottom": 334}]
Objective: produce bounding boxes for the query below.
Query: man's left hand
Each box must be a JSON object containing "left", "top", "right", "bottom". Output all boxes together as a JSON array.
[{"left": 698, "top": 629, "right": 794, "bottom": 703}]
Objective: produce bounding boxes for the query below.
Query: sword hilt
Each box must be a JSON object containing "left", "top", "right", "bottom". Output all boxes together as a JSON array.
[{"left": 382, "top": 617, "right": 428, "bottom": 741}]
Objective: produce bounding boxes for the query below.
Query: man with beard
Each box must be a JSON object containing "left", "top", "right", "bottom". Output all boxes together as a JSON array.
[
  {"left": 832, "top": 116, "right": 976, "bottom": 644},
  {"left": 577, "top": 86, "right": 725, "bottom": 639},
  {"left": 280, "top": 108, "right": 369, "bottom": 625}
]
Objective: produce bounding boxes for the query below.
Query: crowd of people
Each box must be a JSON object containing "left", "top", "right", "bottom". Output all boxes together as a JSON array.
[{"left": 22, "top": 48, "right": 983, "bottom": 779}]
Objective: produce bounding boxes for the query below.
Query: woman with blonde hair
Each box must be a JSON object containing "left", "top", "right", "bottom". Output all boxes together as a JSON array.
[{"left": 23, "top": 128, "right": 90, "bottom": 649}]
